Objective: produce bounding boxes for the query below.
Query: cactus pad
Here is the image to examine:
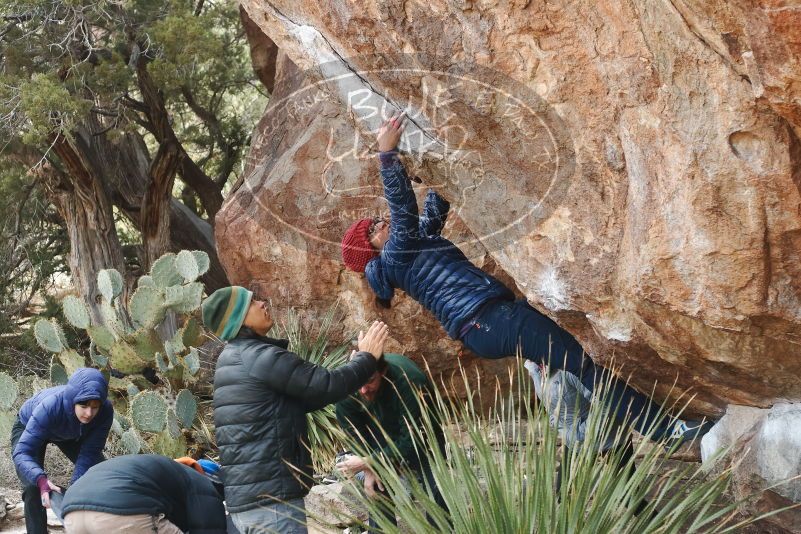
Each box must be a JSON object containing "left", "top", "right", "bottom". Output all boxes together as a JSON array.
[
  {"left": 121, "top": 428, "right": 142, "bottom": 455},
  {"left": 192, "top": 251, "right": 210, "bottom": 277},
  {"left": 151, "top": 254, "right": 183, "bottom": 288},
  {"left": 50, "top": 362, "right": 68, "bottom": 385},
  {"left": 131, "top": 329, "right": 163, "bottom": 360},
  {"left": 181, "top": 318, "right": 204, "bottom": 348},
  {"left": 97, "top": 269, "right": 124, "bottom": 302},
  {"left": 0, "top": 410, "right": 15, "bottom": 442},
  {"left": 58, "top": 349, "right": 86, "bottom": 377},
  {"left": 175, "top": 389, "right": 197, "bottom": 428},
  {"left": 184, "top": 348, "right": 201, "bottom": 376},
  {"left": 164, "top": 283, "right": 203, "bottom": 314},
  {"left": 155, "top": 352, "right": 169, "bottom": 373},
  {"left": 175, "top": 250, "right": 199, "bottom": 283},
  {"left": 130, "top": 286, "right": 166, "bottom": 329},
  {"left": 166, "top": 408, "right": 181, "bottom": 439},
  {"left": 100, "top": 300, "right": 125, "bottom": 336},
  {"left": 149, "top": 429, "right": 187, "bottom": 457},
  {"left": 138, "top": 275, "right": 155, "bottom": 288},
  {"left": 109, "top": 342, "right": 147, "bottom": 374},
  {"left": 87, "top": 325, "right": 115, "bottom": 352},
  {"left": 34, "top": 319, "right": 64, "bottom": 353},
  {"left": 0, "top": 373, "right": 19, "bottom": 411},
  {"left": 62, "top": 295, "right": 90, "bottom": 329},
  {"left": 130, "top": 391, "right": 168, "bottom": 433},
  {"left": 89, "top": 341, "right": 108, "bottom": 367}
]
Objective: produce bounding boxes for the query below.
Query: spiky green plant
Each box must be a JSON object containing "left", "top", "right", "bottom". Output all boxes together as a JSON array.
[
  {"left": 277, "top": 306, "right": 352, "bottom": 474},
  {"left": 30, "top": 249, "right": 211, "bottom": 457},
  {"left": 318, "top": 363, "right": 769, "bottom": 534}
]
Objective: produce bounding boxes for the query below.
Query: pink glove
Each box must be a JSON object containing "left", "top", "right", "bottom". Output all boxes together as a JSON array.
[{"left": 36, "top": 475, "right": 50, "bottom": 496}]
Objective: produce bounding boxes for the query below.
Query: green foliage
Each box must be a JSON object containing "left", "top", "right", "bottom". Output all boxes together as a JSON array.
[
  {"left": 130, "top": 390, "right": 168, "bottom": 433},
  {"left": 0, "top": 372, "right": 19, "bottom": 411},
  {"left": 276, "top": 307, "right": 351, "bottom": 473},
  {"left": 0, "top": 163, "right": 68, "bottom": 375},
  {"left": 16, "top": 73, "right": 90, "bottom": 144},
  {"left": 324, "top": 366, "right": 752, "bottom": 534}
]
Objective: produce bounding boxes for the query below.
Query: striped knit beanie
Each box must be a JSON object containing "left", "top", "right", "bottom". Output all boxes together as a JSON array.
[
  {"left": 341, "top": 218, "right": 379, "bottom": 273},
  {"left": 201, "top": 286, "right": 253, "bottom": 341}
]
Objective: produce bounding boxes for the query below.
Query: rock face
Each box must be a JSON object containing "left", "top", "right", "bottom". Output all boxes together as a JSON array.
[
  {"left": 703, "top": 404, "right": 801, "bottom": 532},
  {"left": 219, "top": 0, "right": 801, "bottom": 415}
]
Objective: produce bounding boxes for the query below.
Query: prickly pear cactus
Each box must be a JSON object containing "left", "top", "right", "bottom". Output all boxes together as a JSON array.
[
  {"left": 130, "top": 391, "right": 168, "bottom": 433},
  {"left": 0, "top": 372, "right": 19, "bottom": 411},
  {"left": 150, "top": 429, "right": 187, "bottom": 457},
  {"left": 121, "top": 428, "right": 142, "bottom": 455},
  {"left": 97, "top": 269, "right": 123, "bottom": 303},
  {"left": 109, "top": 342, "right": 147, "bottom": 374},
  {"left": 50, "top": 362, "right": 68, "bottom": 385},
  {"left": 34, "top": 319, "right": 65, "bottom": 353},
  {"left": 175, "top": 389, "right": 197, "bottom": 429},
  {"left": 58, "top": 349, "right": 86, "bottom": 377},
  {"left": 130, "top": 286, "right": 166, "bottom": 329},
  {"left": 62, "top": 295, "right": 90, "bottom": 329},
  {"left": 151, "top": 254, "right": 184, "bottom": 288},
  {"left": 31, "top": 249, "right": 213, "bottom": 456}
]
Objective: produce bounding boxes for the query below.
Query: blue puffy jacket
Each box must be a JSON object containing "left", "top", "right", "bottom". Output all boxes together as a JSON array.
[
  {"left": 365, "top": 153, "right": 514, "bottom": 339},
  {"left": 13, "top": 368, "right": 113, "bottom": 485}
]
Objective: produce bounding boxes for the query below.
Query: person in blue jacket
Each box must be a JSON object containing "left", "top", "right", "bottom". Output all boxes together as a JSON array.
[
  {"left": 10, "top": 367, "right": 113, "bottom": 534},
  {"left": 341, "top": 113, "right": 709, "bottom": 445}
]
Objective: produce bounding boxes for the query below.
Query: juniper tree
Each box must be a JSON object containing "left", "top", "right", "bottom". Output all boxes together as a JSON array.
[{"left": 0, "top": 0, "right": 270, "bottom": 318}]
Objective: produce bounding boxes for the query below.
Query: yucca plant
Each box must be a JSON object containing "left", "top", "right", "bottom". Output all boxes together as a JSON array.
[
  {"left": 277, "top": 306, "right": 351, "bottom": 474},
  {"left": 318, "top": 362, "right": 766, "bottom": 534}
]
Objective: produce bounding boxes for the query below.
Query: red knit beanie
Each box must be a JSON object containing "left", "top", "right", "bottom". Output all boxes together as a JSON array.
[{"left": 341, "top": 218, "right": 379, "bottom": 272}]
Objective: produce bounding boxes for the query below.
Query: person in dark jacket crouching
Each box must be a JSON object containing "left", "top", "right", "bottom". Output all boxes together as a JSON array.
[
  {"left": 61, "top": 454, "right": 226, "bottom": 533},
  {"left": 341, "top": 113, "right": 711, "bottom": 446},
  {"left": 336, "top": 353, "right": 447, "bottom": 531},
  {"left": 203, "top": 285, "right": 389, "bottom": 534},
  {"left": 11, "top": 367, "right": 113, "bottom": 534}
]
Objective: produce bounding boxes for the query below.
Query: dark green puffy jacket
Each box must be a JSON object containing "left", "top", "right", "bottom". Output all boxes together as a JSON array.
[{"left": 213, "top": 329, "right": 376, "bottom": 512}]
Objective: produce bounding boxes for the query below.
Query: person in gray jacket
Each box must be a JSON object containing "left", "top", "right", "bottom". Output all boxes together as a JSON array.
[
  {"left": 203, "top": 285, "right": 389, "bottom": 534},
  {"left": 525, "top": 361, "right": 649, "bottom": 515}
]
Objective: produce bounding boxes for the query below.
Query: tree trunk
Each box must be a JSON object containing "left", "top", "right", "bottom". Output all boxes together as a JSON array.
[
  {"left": 47, "top": 135, "right": 127, "bottom": 323},
  {"left": 73, "top": 117, "right": 229, "bottom": 290}
]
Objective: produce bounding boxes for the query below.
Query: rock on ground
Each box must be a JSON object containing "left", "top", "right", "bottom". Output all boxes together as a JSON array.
[{"left": 703, "top": 403, "right": 801, "bottom": 532}]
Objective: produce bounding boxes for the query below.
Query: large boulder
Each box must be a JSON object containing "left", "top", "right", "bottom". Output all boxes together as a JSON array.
[
  {"left": 219, "top": 1, "right": 801, "bottom": 415},
  {"left": 702, "top": 404, "right": 801, "bottom": 532}
]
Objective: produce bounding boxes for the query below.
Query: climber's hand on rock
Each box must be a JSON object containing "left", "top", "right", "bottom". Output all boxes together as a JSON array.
[{"left": 377, "top": 112, "right": 406, "bottom": 152}]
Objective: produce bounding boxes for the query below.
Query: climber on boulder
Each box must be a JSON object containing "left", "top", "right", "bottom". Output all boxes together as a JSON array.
[{"left": 340, "top": 113, "right": 711, "bottom": 445}]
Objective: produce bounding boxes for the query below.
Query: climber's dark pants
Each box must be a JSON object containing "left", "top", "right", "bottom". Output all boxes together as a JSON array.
[
  {"left": 10, "top": 417, "right": 81, "bottom": 534},
  {"left": 460, "top": 299, "right": 672, "bottom": 439}
]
